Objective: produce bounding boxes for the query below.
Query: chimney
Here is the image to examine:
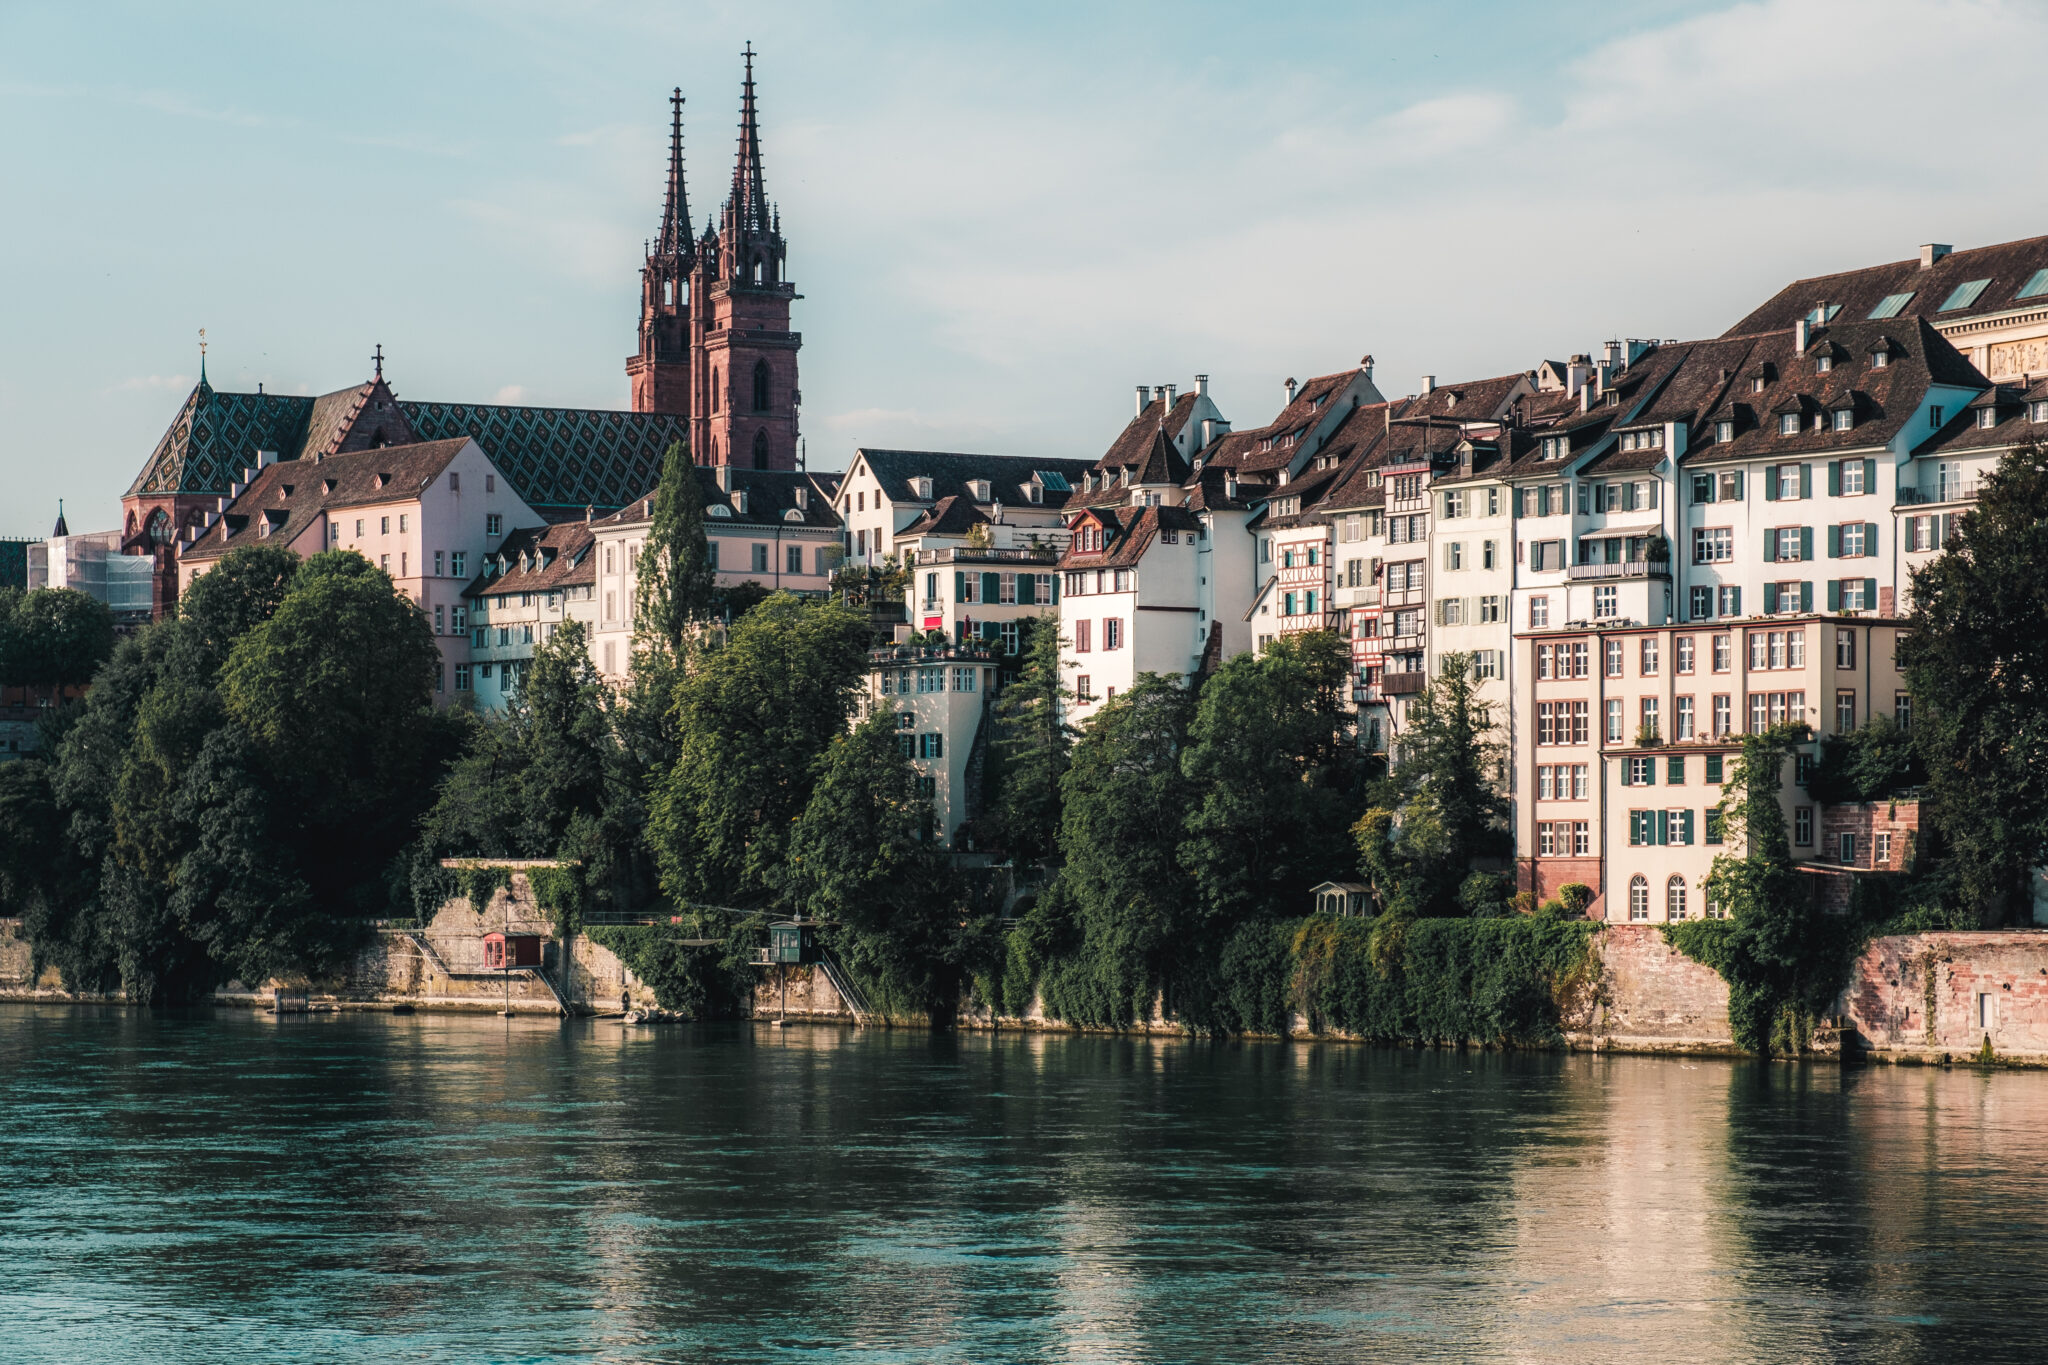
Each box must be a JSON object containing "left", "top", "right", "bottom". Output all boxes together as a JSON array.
[
  {"left": 1420, "top": 375, "right": 1436, "bottom": 395},
  {"left": 1360, "top": 354, "right": 1375, "bottom": 379},
  {"left": 1794, "top": 318, "right": 1810, "bottom": 352},
  {"left": 257, "top": 449, "right": 279, "bottom": 469},
  {"left": 1195, "top": 374, "right": 1210, "bottom": 397},
  {"left": 1284, "top": 377, "right": 1298, "bottom": 403},
  {"left": 1135, "top": 385, "right": 1150, "bottom": 416},
  {"left": 1200, "top": 417, "right": 1218, "bottom": 446},
  {"left": 715, "top": 466, "right": 733, "bottom": 493},
  {"left": 1602, "top": 340, "right": 1623, "bottom": 368},
  {"left": 1921, "top": 243, "right": 1952, "bottom": 269},
  {"left": 1567, "top": 354, "right": 1592, "bottom": 396},
  {"left": 1164, "top": 383, "right": 1178, "bottom": 407}
]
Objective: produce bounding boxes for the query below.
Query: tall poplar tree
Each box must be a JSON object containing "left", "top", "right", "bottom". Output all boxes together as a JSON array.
[
  {"left": 988, "top": 615, "right": 1073, "bottom": 866},
  {"left": 634, "top": 440, "right": 716, "bottom": 655}
]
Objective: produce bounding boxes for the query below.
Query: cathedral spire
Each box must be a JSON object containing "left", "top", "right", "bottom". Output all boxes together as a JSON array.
[
  {"left": 656, "top": 87, "right": 693, "bottom": 262},
  {"left": 729, "top": 43, "right": 770, "bottom": 237}
]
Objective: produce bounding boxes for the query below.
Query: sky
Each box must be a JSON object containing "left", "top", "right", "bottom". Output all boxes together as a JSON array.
[{"left": 3, "top": 0, "right": 2047, "bottom": 539}]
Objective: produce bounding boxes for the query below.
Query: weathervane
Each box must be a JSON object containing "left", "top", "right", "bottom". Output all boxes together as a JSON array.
[
  {"left": 198, "top": 327, "right": 208, "bottom": 383},
  {"left": 373, "top": 343, "right": 385, "bottom": 380}
]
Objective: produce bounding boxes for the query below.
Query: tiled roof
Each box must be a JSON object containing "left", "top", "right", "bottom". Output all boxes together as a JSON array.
[
  {"left": 1916, "top": 377, "right": 2048, "bottom": 455},
  {"left": 131, "top": 377, "right": 689, "bottom": 515},
  {"left": 461, "top": 521, "right": 597, "bottom": 599},
  {"left": 899, "top": 494, "right": 992, "bottom": 537},
  {"left": 181, "top": 438, "right": 473, "bottom": 563},
  {"left": 1199, "top": 368, "right": 1374, "bottom": 475},
  {"left": 1393, "top": 372, "right": 1528, "bottom": 425},
  {"left": 594, "top": 467, "right": 842, "bottom": 531},
  {"left": 854, "top": 449, "right": 1096, "bottom": 511},
  {"left": 1097, "top": 393, "right": 1203, "bottom": 471},
  {"left": 1058, "top": 504, "right": 1200, "bottom": 570},
  {"left": 1726, "top": 235, "right": 2048, "bottom": 336}
]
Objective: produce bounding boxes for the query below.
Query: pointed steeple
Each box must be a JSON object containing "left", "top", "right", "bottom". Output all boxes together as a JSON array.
[
  {"left": 53, "top": 500, "right": 69, "bottom": 538},
  {"left": 729, "top": 43, "right": 770, "bottom": 238},
  {"left": 655, "top": 87, "right": 693, "bottom": 262}
]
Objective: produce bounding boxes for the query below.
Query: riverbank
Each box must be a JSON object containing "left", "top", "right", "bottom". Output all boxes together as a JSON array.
[{"left": 7, "top": 883, "right": 2047, "bottom": 1063}]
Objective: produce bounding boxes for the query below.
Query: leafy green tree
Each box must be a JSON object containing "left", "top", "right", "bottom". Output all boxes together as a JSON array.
[
  {"left": 647, "top": 593, "right": 871, "bottom": 905},
  {"left": 1180, "top": 631, "right": 1366, "bottom": 924},
  {"left": 1804, "top": 714, "right": 1922, "bottom": 806},
  {"left": 1353, "top": 653, "right": 1510, "bottom": 917},
  {"left": 634, "top": 440, "right": 715, "bottom": 653},
  {"left": 784, "top": 711, "right": 971, "bottom": 1019},
  {"left": 0, "top": 588, "right": 115, "bottom": 691},
  {"left": 1898, "top": 436, "right": 2048, "bottom": 924},
  {"left": 987, "top": 614, "right": 1072, "bottom": 865}
]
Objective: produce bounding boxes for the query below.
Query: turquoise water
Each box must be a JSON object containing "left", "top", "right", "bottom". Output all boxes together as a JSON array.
[{"left": 2, "top": 1007, "right": 2045, "bottom": 1363}]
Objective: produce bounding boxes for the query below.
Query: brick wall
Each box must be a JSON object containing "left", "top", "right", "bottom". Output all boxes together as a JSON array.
[
  {"left": 1581, "top": 924, "right": 1736, "bottom": 1052},
  {"left": 1841, "top": 931, "right": 2048, "bottom": 1061}
]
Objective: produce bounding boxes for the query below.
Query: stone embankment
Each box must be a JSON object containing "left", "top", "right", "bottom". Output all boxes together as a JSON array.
[{"left": 7, "top": 887, "right": 2048, "bottom": 1063}]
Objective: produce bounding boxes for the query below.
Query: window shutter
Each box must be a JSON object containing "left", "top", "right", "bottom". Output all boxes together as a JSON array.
[
  {"left": 1865, "top": 522, "right": 1879, "bottom": 553},
  {"left": 1019, "top": 575, "right": 1035, "bottom": 606},
  {"left": 1732, "top": 471, "right": 1745, "bottom": 500},
  {"left": 1827, "top": 460, "right": 1842, "bottom": 496},
  {"left": 1864, "top": 576, "right": 1877, "bottom": 608},
  {"left": 1827, "top": 578, "right": 1841, "bottom": 611},
  {"left": 1863, "top": 458, "right": 1877, "bottom": 492},
  {"left": 1682, "top": 810, "right": 1696, "bottom": 845},
  {"left": 1668, "top": 755, "right": 1684, "bottom": 784},
  {"left": 1051, "top": 574, "right": 1059, "bottom": 604},
  {"left": 1629, "top": 812, "right": 1643, "bottom": 846},
  {"left": 1764, "top": 532, "right": 1777, "bottom": 564},
  {"left": 1655, "top": 810, "right": 1670, "bottom": 845},
  {"left": 982, "top": 571, "right": 1001, "bottom": 603},
  {"left": 1800, "top": 463, "right": 1813, "bottom": 498},
  {"left": 1764, "top": 582, "right": 1780, "bottom": 613},
  {"left": 1800, "top": 581, "right": 1814, "bottom": 612},
  {"left": 1799, "top": 526, "right": 1812, "bottom": 561},
  {"left": 1765, "top": 466, "right": 1780, "bottom": 502},
  {"left": 1645, "top": 760, "right": 1656, "bottom": 786},
  {"left": 1828, "top": 525, "right": 1841, "bottom": 558},
  {"left": 954, "top": 571, "right": 966, "bottom": 599}
]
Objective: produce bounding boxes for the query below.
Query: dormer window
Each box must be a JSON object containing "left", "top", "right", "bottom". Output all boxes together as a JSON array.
[
  {"left": 1026, "top": 481, "right": 1043, "bottom": 504},
  {"left": 1715, "top": 420, "right": 1734, "bottom": 444},
  {"left": 709, "top": 504, "right": 733, "bottom": 518},
  {"left": 1541, "top": 435, "right": 1566, "bottom": 460},
  {"left": 784, "top": 508, "right": 804, "bottom": 521},
  {"left": 968, "top": 479, "right": 992, "bottom": 501},
  {"left": 912, "top": 476, "right": 933, "bottom": 499},
  {"left": 1816, "top": 354, "right": 1833, "bottom": 373},
  {"left": 1834, "top": 408, "right": 1855, "bottom": 432},
  {"left": 1871, "top": 348, "right": 1890, "bottom": 368},
  {"left": 2032, "top": 401, "right": 2048, "bottom": 423},
  {"left": 1779, "top": 412, "right": 1801, "bottom": 436},
  {"left": 733, "top": 490, "right": 748, "bottom": 514},
  {"left": 1978, "top": 407, "right": 1998, "bottom": 430},
  {"left": 794, "top": 486, "right": 808, "bottom": 509},
  {"left": 1751, "top": 377, "right": 1766, "bottom": 393}
]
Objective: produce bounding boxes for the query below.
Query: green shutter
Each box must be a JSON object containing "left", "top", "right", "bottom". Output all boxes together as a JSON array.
[
  {"left": 1800, "top": 581, "right": 1814, "bottom": 612},
  {"left": 1827, "top": 460, "right": 1841, "bottom": 496},
  {"left": 1681, "top": 810, "right": 1696, "bottom": 845},
  {"left": 1631, "top": 812, "right": 1644, "bottom": 846},
  {"left": 1668, "top": 755, "right": 1684, "bottom": 784},
  {"left": 1800, "top": 463, "right": 1813, "bottom": 498},
  {"left": 1865, "top": 577, "right": 1877, "bottom": 608},
  {"left": 1828, "top": 525, "right": 1842, "bottom": 558},
  {"left": 1764, "top": 582, "right": 1779, "bottom": 613},
  {"left": 1765, "top": 466, "right": 1780, "bottom": 502},
  {"left": 1706, "top": 754, "right": 1723, "bottom": 783},
  {"left": 1827, "top": 579, "right": 1841, "bottom": 611},
  {"left": 1050, "top": 574, "right": 1059, "bottom": 604},
  {"left": 1018, "top": 575, "right": 1035, "bottom": 606},
  {"left": 1645, "top": 759, "right": 1656, "bottom": 786},
  {"left": 1799, "top": 526, "right": 1812, "bottom": 561},
  {"left": 954, "top": 571, "right": 966, "bottom": 599},
  {"left": 1866, "top": 522, "right": 1880, "bottom": 553},
  {"left": 1764, "top": 531, "right": 1777, "bottom": 563},
  {"left": 1655, "top": 810, "right": 1670, "bottom": 845},
  {"left": 983, "top": 571, "right": 1001, "bottom": 603},
  {"left": 1863, "top": 458, "right": 1877, "bottom": 492},
  {"left": 1732, "top": 471, "right": 1745, "bottom": 500}
]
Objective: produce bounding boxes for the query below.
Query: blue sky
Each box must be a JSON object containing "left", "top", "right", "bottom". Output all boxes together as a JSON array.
[{"left": 4, "top": 0, "right": 2046, "bottom": 538}]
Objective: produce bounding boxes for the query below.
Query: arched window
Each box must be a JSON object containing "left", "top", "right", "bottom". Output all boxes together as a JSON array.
[
  {"left": 752, "top": 428, "right": 770, "bottom": 469},
  {"left": 1667, "top": 876, "right": 1687, "bottom": 921},
  {"left": 1628, "top": 875, "right": 1649, "bottom": 921},
  {"left": 753, "top": 360, "right": 771, "bottom": 412},
  {"left": 711, "top": 369, "right": 720, "bottom": 413},
  {"left": 662, "top": 280, "right": 674, "bottom": 306}
]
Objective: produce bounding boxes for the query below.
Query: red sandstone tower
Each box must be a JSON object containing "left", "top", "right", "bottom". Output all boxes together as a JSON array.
[{"left": 628, "top": 48, "right": 802, "bottom": 472}]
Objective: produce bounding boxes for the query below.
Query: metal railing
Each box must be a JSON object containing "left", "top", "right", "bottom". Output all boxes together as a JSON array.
[
  {"left": 910, "top": 546, "right": 1061, "bottom": 565},
  {"left": 1567, "top": 559, "right": 1669, "bottom": 581},
  {"left": 1896, "top": 482, "right": 1983, "bottom": 505}
]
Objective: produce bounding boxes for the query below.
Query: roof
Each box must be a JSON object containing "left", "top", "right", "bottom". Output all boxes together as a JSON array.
[
  {"left": 462, "top": 520, "right": 596, "bottom": 598},
  {"left": 1058, "top": 504, "right": 1201, "bottom": 570},
  {"left": 1097, "top": 393, "right": 1203, "bottom": 471},
  {"left": 899, "top": 493, "right": 992, "bottom": 537},
  {"left": 131, "top": 375, "right": 689, "bottom": 514},
  {"left": 1916, "top": 376, "right": 2048, "bottom": 455},
  {"left": 853, "top": 449, "right": 1096, "bottom": 511},
  {"left": 595, "top": 467, "right": 841, "bottom": 531},
  {"left": 1726, "top": 235, "right": 2048, "bottom": 336},
  {"left": 181, "top": 438, "right": 473, "bottom": 563},
  {"left": 1199, "top": 367, "right": 1377, "bottom": 476}
]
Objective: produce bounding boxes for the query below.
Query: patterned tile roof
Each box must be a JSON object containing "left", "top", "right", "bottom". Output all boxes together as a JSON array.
[{"left": 130, "top": 379, "right": 690, "bottom": 516}]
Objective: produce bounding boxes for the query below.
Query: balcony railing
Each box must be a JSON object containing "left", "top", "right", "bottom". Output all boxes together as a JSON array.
[
  {"left": 909, "top": 546, "right": 1062, "bottom": 565},
  {"left": 1896, "top": 482, "right": 1983, "bottom": 506},
  {"left": 1566, "top": 559, "right": 1670, "bottom": 581},
  {"left": 1382, "top": 671, "right": 1428, "bottom": 695}
]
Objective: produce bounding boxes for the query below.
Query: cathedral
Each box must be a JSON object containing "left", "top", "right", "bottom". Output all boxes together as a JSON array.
[{"left": 120, "top": 50, "right": 801, "bottom": 616}]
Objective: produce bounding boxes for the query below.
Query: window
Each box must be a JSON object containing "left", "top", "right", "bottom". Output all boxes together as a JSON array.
[
  {"left": 952, "top": 667, "right": 977, "bottom": 692},
  {"left": 1573, "top": 765, "right": 1588, "bottom": 799},
  {"left": 1895, "top": 692, "right": 1913, "bottom": 730},
  {"left": 1529, "top": 596, "right": 1550, "bottom": 629},
  {"left": 999, "top": 573, "right": 1018, "bottom": 605},
  {"left": 1877, "top": 832, "right": 1893, "bottom": 865},
  {"left": 751, "top": 543, "right": 769, "bottom": 573},
  {"left": 1938, "top": 278, "right": 1991, "bottom": 311},
  {"left": 1641, "top": 697, "right": 1660, "bottom": 741},
  {"left": 1594, "top": 585, "right": 1618, "bottom": 618},
  {"left": 1627, "top": 755, "right": 1655, "bottom": 786},
  {"left": 1074, "top": 620, "right": 1092, "bottom": 652},
  {"left": 1779, "top": 412, "right": 1801, "bottom": 437},
  {"left": 1538, "top": 822, "right": 1556, "bottom": 857},
  {"left": 1483, "top": 540, "right": 1497, "bottom": 569},
  {"left": 1795, "top": 807, "right": 1813, "bottom": 845},
  {"left": 1817, "top": 354, "right": 1833, "bottom": 374},
  {"left": 1836, "top": 578, "right": 1870, "bottom": 611},
  {"left": 1838, "top": 522, "right": 1867, "bottom": 557},
  {"left": 1640, "top": 638, "right": 1659, "bottom": 675},
  {"left": 1668, "top": 877, "right": 1688, "bottom": 922},
  {"left": 2019, "top": 266, "right": 2048, "bottom": 300},
  {"left": 1676, "top": 696, "right": 1695, "bottom": 739},
  {"left": 1537, "top": 702, "right": 1557, "bottom": 746},
  {"left": 1705, "top": 810, "right": 1724, "bottom": 845},
  {"left": 454, "top": 664, "right": 471, "bottom": 691},
  {"left": 433, "top": 605, "right": 445, "bottom": 635},
  {"left": 1604, "top": 639, "right": 1624, "bottom": 677},
  {"left": 1479, "top": 595, "right": 1502, "bottom": 623},
  {"left": 1689, "top": 586, "right": 1714, "bottom": 619},
  {"left": 1693, "top": 527, "right": 1733, "bottom": 563},
  {"left": 1713, "top": 694, "right": 1732, "bottom": 735},
  {"left": 1445, "top": 542, "right": 1463, "bottom": 570},
  {"left": 1836, "top": 689, "right": 1857, "bottom": 734},
  {"left": 1571, "top": 642, "right": 1589, "bottom": 678},
  {"left": 1000, "top": 621, "right": 1019, "bottom": 655},
  {"left": 1675, "top": 637, "right": 1695, "bottom": 673},
  {"left": 486, "top": 514, "right": 502, "bottom": 537},
  {"left": 1443, "top": 490, "right": 1466, "bottom": 518},
  {"left": 919, "top": 733, "right": 944, "bottom": 760},
  {"left": 1835, "top": 628, "right": 1856, "bottom": 668},
  {"left": 1778, "top": 465, "right": 1804, "bottom": 499},
  {"left": 1872, "top": 349, "right": 1889, "bottom": 368},
  {"left": 1833, "top": 408, "right": 1854, "bottom": 432},
  {"left": 380, "top": 554, "right": 390, "bottom": 571},
  {"left": 1606, "top": 698, "right": 1624, "bottom": 743},
  {"left": 1438, "top": 598, "right": 1463, "bottom": 626},
  {"left": 1929, "top": 405, "right": 1944, "bottom": 429},
  {"left": 1978, "top": 406, "right": 1998, "bottom": 431},
  {"left": 1076, "top": 675, "right": 1093, "bottom": 702},
  {"left": 1103, "top": 617, "right": 1123, "bottom": 650},
  {"left": 787, "top": 545, "right": 803, "bottom": 574},
  {"left": 1629, "top": 876, "right": 1650, "bottom": 921},
  {"left": 1718, "top": 586, "right": 1742, "bottom": 617},
  {"left": 1867, "top": 291, "right": 1915, "bottom": 319}
]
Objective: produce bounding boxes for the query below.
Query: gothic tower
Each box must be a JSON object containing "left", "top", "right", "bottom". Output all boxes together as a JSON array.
[
  {"left": 627, "top": 89, "right": 695, "bottom": 415},
  {"left": 687, "top": 45, "right": 801, "bottom": 470}
]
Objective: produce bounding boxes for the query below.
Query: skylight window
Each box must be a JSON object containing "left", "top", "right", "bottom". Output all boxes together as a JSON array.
[
  {"left": 1867, "top": 292, "right": 1915, "bottom": 320},
  {"left": 1804, "top": 303, "right": 1843, "bottom": 323},
  {"left": 2018, "top": 267, "right": 2048, "bottom": 300},
  {"left": 1939, "top": 279, "right": 1991, "bottom": 311}
]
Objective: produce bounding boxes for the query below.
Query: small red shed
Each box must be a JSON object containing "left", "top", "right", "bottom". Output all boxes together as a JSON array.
[{"left": 483, "top": 933, "right": 543, "bottom": 970}]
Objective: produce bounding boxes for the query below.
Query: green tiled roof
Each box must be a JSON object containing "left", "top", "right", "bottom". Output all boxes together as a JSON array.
[{"left": 129, "top": 380, "right": 689, "bottom": 514}]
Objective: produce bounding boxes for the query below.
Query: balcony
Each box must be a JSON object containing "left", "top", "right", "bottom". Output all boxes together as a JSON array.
[
  {"left": 910, "top": 545, "right": 1062, "bottom": 565},
  {"left": 1382, "top": 671, "right": 1428, "bottom": 695},
  {"left": 1896, "top": 481, "right": 1983, "bottom": 506},
  {"left": 1567, "top": 559, "right": 1669, "bottom": 582}
]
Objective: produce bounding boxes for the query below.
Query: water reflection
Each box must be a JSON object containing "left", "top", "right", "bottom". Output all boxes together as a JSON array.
[{"left": 2, "top": 1008, "right": 2047, "bottom": 1362}]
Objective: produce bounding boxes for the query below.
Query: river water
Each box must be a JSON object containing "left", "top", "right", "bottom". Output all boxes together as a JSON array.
[{"left": 2, "top": 1007, "right": 2045, "bottom": 1363}]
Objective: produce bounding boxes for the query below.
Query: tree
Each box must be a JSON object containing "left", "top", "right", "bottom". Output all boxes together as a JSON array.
[
  {"left": 647, "top": 593, "right": 871, "bottom": 905},
  {"left": 986, "top": 614, "right": 1072, "bottom": 865},
  {"left": 1803, "top": 713, "right": 1921, "bottom": 806},
  {"left": 783, "top": 712, "right": 969, "bottom": 1019},
  {"left": 0, "top": 588, "right": 115, "bottom": 691},
  {"left": 1353, "top": 653, "right": 1510, "bottom": 918},
  {"left": 633, "top": 440, "right": 715, "bottom": 654},
  {"left": 1180, "top": 631, "right": 1366, "bottom": 925},
  {"left": 1898, "top": 436, "right": 2048, "bottom": 924}
]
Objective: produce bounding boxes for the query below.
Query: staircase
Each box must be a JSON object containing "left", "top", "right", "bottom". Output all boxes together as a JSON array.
[{"left": 817, "top": 951, "right": 873, "bottom": 1026}]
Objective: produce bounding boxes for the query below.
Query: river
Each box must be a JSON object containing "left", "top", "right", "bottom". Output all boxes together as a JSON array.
[{"left": 1, "top": 1006, "right": 2044, "bottom": 1363}]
